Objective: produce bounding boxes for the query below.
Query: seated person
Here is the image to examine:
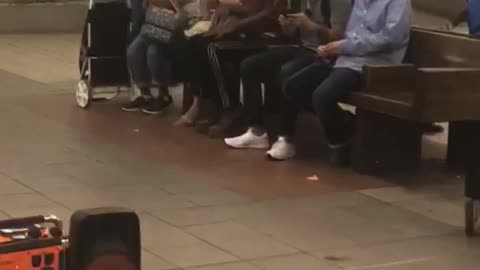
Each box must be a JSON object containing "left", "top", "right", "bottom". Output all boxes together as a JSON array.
[
  {"left": 175, "top": 0, "right": 287, "bottom": 135},
  {"left": 129, "top": 0, "right": 146, "bottom": 40},
  {"left": 122, "top": 0, "right": 198, "bottom": 114},
  {"left": 224, "top": 0, "right": 351, "bottom": 160},
  {"left": 280, "top": 0, "right": 411, "bottom": 164},
  {"left": 468, "top": 0, "right": 480, "bottom": 37}
]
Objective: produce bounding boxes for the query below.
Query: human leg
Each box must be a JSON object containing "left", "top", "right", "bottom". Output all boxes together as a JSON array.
[
  {"left": 142, "top": 43, "right": 174, "bottom": 115},
  {"left": 224, "top": 47, "right": 299, "bottom": 149},
  {"left": 311, "top": 68, "right": 362, "bottom": 165},
  {"left": 312, "top": 68, "right": 362, "bottom": 145},
  {"left": 175, "top": 35, "right": 219, "bottom": 126},
  {"left": 122, "top": 34, "right": 152, "bottom": 111},
  {"left": 206, "top": 40, "right": 268, "bottom": 137},
  {"left": 266, "top": 60, "right": 332, "bottom": 160}
]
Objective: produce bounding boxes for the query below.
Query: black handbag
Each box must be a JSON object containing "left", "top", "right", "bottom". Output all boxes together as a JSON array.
[{"left": 141, "top": 0, "right": 190, "bottom": 44}]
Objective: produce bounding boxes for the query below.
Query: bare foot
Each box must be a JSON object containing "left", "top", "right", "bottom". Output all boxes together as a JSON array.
[{"left": 173, "top": 115, "right": 195, "bottom": 127}]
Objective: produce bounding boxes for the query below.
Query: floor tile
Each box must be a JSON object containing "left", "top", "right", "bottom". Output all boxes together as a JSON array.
[
  {"left": 187, "top": 221, "right": 298, "bottom": 259},
  {"left": 138, "top": 213, "right": 205, "bottom": 250},
  {"left": 150, "top": 242, "right": 238, "bottom": 268},
  {"left": 42, "top": 187, "right": 124, "bottom": 210},
  {"left": 312, "top": 234, "right": 480, "bottom": 270},
  {"left": 151, "top": 203, "right": 260, "bottom": 227},
  {"left": 0, "top": 193, "right": 63, "bottom": 216},
  {"left": 251, "top": 254, "right": 341, "bottom": 270},
  {"left": 184, "top": 262, "right": 260, "bottom": 270},
  {"left": 16, "top": 172, "right": 88, "bottom": 193},
  {"left": 177, "top": 190, "right": 251, "bottom": 207},
  {"left": 103, "top": 184, "right": 171, "bottom": 201},
  {"left": 0, "top": 173, "right": 33, "bottom": 195},
  {"left": 123, "top": 195, "right": 196, "bottom": 212},
  {"left": 393, "top": 197, "right": 464, "bottom": 227},
  {"left": 142, "top": 249, "right": 177, "bottom": 270},
  {"left": 0, "top": 211, "right": 8, "bottom": 219}
]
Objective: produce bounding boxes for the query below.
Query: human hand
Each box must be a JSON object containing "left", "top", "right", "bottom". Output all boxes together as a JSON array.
[
  {"left": 316, "top": 45, "right": 328, "bottom": 58},
  {"left": 287, "top": 13, "right": 316, "bottom": 31},
  {"left": 279, "top": 15, "right": 297, "bottom": 36},
  {"left": 214, "top": 5, "right": 230, "bottom": 19},
  {"left": 324, "top": 40, "right": 345, "bottom": 57},
  {"left": 215, "top": 16, "right": 239, "bottom": 38}
]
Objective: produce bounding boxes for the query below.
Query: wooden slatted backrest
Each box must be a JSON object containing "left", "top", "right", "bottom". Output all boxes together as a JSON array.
[{"left": 405, "top": 28, "right": 480, "bottom": 68}]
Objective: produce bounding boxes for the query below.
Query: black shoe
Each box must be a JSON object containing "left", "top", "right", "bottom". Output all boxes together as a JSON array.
[
  {"left": 122, "top": 97, "right": 150, "bottom": 112},
  {"left": 208, "top": 108, "right": 245, "bottom": 138},
  {"left": 195, "top": 117, "right": 216, "bottom": 134},
  {"left": 142, "top": 95, "right": 173, "bottom": 115},
  {"left": 329, "top": 142, "right": 351, "bottom": 167}
]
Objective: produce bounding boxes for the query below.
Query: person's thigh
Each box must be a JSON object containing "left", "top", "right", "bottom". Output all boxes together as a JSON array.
[
  {"left": 312, "top": 68, "right": 362, "bottom": 109},
  {"left": 279, "top": 50, "right": 318, "bottom": 79},
  {"left": 283, "top": 60, "right": 332, "bottom": 109},
  {"left": 240, "top": 47, "right": 300, "bottom": 81},
  {"left": 126, "top": 34, "right": 148, "bottom": 61}
]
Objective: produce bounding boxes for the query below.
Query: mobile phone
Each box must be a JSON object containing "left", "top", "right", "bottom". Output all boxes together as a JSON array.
[{"left": 302, "top": 45, "right": 318, "bottom": 53}]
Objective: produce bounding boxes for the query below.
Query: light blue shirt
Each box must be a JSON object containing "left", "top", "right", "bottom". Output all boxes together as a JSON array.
[
  {"left": 335, "top": 0, "right": 412, "bottom": 72},
  {"left": 468, "top": 0, "right": 480, "bottom": 37}
]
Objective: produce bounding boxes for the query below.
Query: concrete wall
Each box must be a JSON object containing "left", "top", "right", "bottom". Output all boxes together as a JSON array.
[
  {"left": 0, "top": 0, "right": 468, "bottom": 34},
  {"left": 412, "top": 0, "right": 465, "bottom": 21},
  {"left": 0, "top": 2, "right": 87, "bottom": 33}
]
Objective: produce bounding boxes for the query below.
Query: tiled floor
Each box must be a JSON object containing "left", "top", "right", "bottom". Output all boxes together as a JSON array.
[{"left": 0, "top": 34, "right": 478, "bottom": 270}]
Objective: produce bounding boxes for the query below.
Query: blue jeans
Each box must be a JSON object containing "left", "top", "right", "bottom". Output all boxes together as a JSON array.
[
  {"left": 127, "top": 34, "right": 171, "bottom": 96},
  {"left": 129, "top": 0, "right": 145, "bottom": 41},
  {"left": 282, "top": 66, "right": 362, "bottom": 144}
]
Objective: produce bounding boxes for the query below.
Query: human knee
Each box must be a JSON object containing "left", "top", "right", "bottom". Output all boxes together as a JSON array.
[
  {"left": 146, "top": 45, "right": 162, "bottom": 62},
  {"left": 312, "top": 85, "right": 333, "bottom": 115},
  {"left": 126, "top": 42, "right": 137, "bottom": 63},
  {"left": 280, "top": 73, "right": 296, "bottom": 100},
  {"left": 239, "top": 57, "right": 258, "bottom": 79},
  {"left": 127, "top": 37, "right": 143, "bottom": 63}
]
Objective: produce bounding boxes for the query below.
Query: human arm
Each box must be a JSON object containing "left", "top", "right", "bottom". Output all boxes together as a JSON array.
[
  {"left": 468, "top": 0, "right": 480, "bottom": 37},
  {"left": 341, "top": 0, "right": 412, "bottom": 56},
  {"left": 233, "top": 0, "right": 283, "bottom": 31}
]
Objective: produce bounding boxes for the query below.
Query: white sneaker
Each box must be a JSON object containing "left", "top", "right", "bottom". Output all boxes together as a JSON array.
[
  {"left": 224, "top": 129, "right": 269, "bottom": 149},
  {"left": 265, "top": 137, "right": 296, "bottom": 161}
]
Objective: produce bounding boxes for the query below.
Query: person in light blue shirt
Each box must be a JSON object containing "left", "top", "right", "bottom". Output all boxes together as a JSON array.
[
  {"left": 283, "top": 0, "right": 412, "bottom": 166},
  {"left": 468, "top": 0, "right": 480, "bottom": 37}
]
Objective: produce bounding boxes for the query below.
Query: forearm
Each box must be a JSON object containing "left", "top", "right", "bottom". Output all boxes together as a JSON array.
[
  {"left": 311, "top": 23, "right": 342, "bottom": 42},
  {"left": 224, "top": 4, "right": 250, "bottom": 15},
  {"left": 236, "top": 10, "right": 270, "bottom": 30}
]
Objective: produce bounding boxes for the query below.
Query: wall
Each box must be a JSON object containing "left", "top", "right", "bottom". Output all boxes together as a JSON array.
[{"left": 0, "top": 1, "right": 87, "bottom": 33}]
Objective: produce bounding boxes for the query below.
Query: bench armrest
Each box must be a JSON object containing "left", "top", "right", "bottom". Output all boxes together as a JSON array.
[
  {"left": 416, "top": 67, "right": 480, "bottom": 94},
  {"left": 413, "top": 68, "right": 480, "bottom": 121},
  {"left": 362, "top": 64, "right": 416, "bottom": 92}
]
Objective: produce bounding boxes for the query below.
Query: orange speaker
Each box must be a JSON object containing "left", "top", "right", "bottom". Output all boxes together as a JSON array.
[
  {"left": 0, "top": 215, "right": 65, "bottom": 270},
  {"left": 0, "top": 207, "right": 141, "bottom": 270},
  {"left": 67, "top": 208, "right": 140, "bottom": 270}
]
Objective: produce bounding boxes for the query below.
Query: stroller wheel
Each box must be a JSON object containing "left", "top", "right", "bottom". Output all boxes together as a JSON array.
[{"left": 76, "top": 80, "right": 91, "bottom": 108}]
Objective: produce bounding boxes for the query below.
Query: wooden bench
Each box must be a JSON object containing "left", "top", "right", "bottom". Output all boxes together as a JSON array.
[{"left": 345, "top": 27, "right": 480, "bottom": 175}]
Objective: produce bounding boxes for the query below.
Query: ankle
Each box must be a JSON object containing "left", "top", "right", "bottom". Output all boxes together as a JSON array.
[{"left": 250, "top": 127, "right": 265, "bottom": 136}]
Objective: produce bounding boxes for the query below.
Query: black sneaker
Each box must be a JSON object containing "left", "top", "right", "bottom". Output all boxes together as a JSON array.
[
  {"left": 142, "top": 95, "right": 173, "bottom": 115},
  {"left": 329, "top": 142, "right": 352, "bottom": 167},
  {"left": 122, "top": 97, "right": 150, "bottom": 112}
]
